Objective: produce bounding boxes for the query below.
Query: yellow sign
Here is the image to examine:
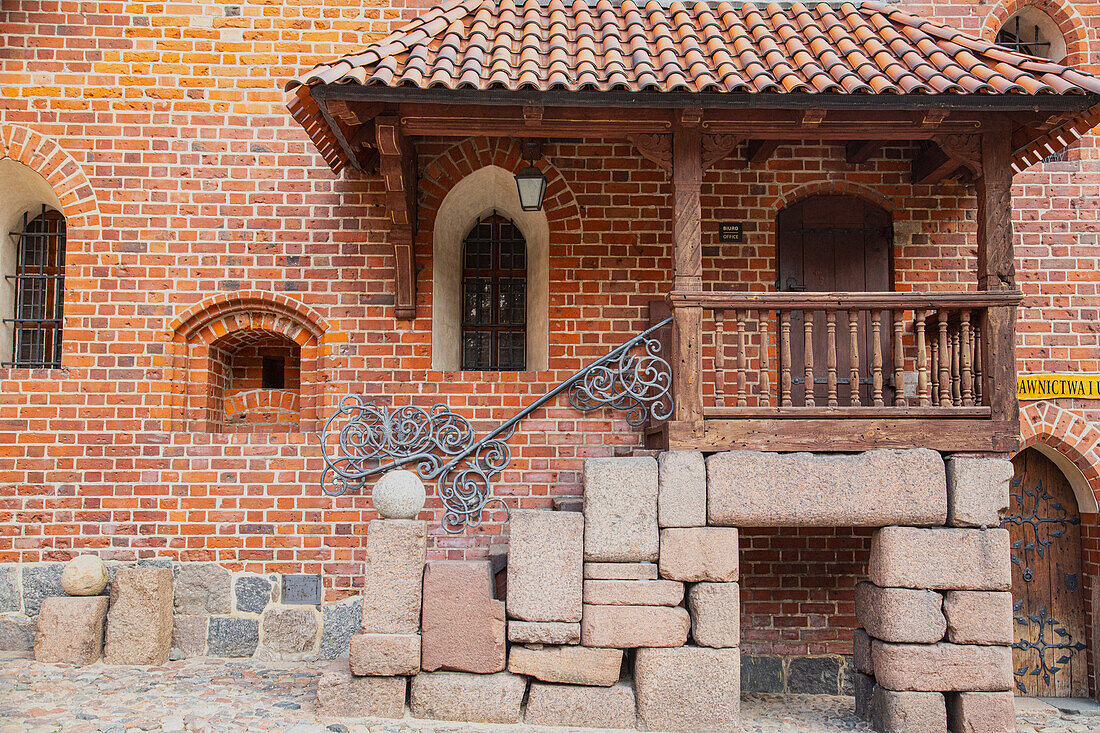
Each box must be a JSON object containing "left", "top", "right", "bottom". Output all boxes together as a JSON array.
[{"left": 1018, "top": 374, "right": 1100, "bottom": 401}]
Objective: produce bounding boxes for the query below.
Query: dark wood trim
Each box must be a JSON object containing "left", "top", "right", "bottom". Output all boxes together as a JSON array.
[
  {"left": 745, "top": 139, "right": 780, "bottom": 166},
  {"left": 703, "top": 406, "right": 991, "bottom": 419},
  {"left": 667, "top": 418, "right": 1021, "bottom": 452},
  {"left": 671, "top": 123, "right": 704, "bottom": 424},
  {"left": 845, "top": 140, "right": 881, "bottom": 164},
  {"left": 376, "top": 115, "right": 418, "bottom": 320},
  {"left": 668, "top": 290, "right": 1024, "bottom": 309}
]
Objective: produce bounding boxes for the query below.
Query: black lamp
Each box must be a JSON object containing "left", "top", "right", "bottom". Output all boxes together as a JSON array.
[{"left": 515, "top": 141, "right": 548, "bottom": 212}]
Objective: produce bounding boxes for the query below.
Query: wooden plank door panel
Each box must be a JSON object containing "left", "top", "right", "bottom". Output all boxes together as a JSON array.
[{"left": 1006, "top": 448, "right": 1087, "bottom": 697}]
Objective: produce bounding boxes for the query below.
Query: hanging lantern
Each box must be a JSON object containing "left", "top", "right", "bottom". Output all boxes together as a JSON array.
[{"left": 514, "top": 141, "right": 548, "bottom": 212}]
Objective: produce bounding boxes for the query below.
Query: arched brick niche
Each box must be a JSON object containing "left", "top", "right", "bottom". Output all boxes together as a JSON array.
[
  {"left": 164, "top": 292, "right": 330, "bottom": 433},
  {"left": 1019, "top": 400, "right": 1100, "bottom": 513},
  {"left": 981, "top": 0, "right": 1089, "bottom": 67}
]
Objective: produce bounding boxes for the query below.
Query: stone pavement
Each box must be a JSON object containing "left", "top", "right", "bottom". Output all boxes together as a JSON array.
[{"left": 0, "top": 655, "right": 1096, "bottom": 732}]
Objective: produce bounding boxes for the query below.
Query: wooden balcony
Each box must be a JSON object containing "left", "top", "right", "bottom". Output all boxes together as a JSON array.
[{"left": 657, "top": 290, "right": 1023, "bottom": 453}]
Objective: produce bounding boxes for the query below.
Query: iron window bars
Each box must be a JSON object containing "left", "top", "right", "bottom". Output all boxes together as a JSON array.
[
  {"left": 996, "top": 15, "right": 1053, "bottom": 59},
  {"left": 461, "top": 213, "right": 527, "bottom": 371},
  {"left": 4, "top": 206, "right": 65, "bottom": 369}
]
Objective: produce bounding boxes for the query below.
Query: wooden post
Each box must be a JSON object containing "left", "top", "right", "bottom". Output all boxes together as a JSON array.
[
  {"left": 671, "top": 121, "right": 704, "bottom": 426},
  {"left": 977, "top": 123, "right": 1019, "bottom": 425}
]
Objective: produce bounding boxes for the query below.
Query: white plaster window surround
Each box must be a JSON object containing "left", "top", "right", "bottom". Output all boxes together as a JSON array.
[
  {"left": 432, "top": 165, "right": 549, "bottom": 371},
  {"left": 998, "top": 6, "right": 1067, "bottom": 63},
  {"left": 0, "top": 159, "right": 65, "bottom": 366}
]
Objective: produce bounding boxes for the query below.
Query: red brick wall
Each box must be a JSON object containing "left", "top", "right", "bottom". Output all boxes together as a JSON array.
[{"left": 1, "top": 0, "right": 1100, "bottom": 669}]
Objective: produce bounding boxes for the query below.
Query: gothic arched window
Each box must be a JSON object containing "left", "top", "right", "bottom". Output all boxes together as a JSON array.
[
  {"left": 461, "top": 214, "right": 527, "bottom": 371},
  {"left": 8, "top": 206, "right": 65, "bottom": 368}
]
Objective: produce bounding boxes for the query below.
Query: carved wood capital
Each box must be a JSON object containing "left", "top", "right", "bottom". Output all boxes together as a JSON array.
[{"left": 935, "top": 133, "right": 981, "bottom": 175}]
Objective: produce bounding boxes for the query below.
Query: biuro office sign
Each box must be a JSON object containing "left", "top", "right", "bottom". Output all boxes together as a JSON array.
[{"left": 1018, "top": 374, "right": 1100, "bottom": 401}]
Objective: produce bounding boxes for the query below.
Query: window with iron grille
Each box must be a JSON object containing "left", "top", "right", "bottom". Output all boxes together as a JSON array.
[
  {"left": 5, "top": 207, "right": 65, "bottom": 368},
  {"left": 461, "top": 214, "right": 527, "bottom": 371}
]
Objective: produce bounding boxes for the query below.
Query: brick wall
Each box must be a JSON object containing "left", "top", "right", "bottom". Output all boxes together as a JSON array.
[{"left": 1, "top": 0, "right": 1100, "bottom": 667}]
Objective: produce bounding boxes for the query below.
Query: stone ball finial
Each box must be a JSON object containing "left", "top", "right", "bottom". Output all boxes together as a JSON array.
[
  {"left": 61, "top": 554, "right": 108, "bottom": 596},
  {"left": 373, "top": 469, "right": 427, "bottom": 519}
]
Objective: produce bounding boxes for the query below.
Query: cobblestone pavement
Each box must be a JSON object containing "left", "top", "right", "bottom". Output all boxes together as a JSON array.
[{"left": 0, "top": 656, "right": 1097, "bottom": 732}]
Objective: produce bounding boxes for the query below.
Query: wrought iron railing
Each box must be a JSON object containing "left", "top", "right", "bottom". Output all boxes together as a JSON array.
[{"left": 316, "top": 318, "right": 674, "bottom": 532}]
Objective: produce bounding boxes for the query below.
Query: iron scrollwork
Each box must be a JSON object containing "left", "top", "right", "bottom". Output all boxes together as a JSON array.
[
  {"left": 317, "top": 318, "right": 673, "bottom": 532},
  {"left": 1012, "top": 603, "right": 1086, "bottom": 694}
]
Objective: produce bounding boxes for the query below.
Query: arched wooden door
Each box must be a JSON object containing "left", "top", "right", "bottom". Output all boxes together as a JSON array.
[
  {"left": 1005, "top": 448, "right": 1088, "bottom": 697},
  {"left": 777, "top": 195, "right": 893, "bottom": 406}
]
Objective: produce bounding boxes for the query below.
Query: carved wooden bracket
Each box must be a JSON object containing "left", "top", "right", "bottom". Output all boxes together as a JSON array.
[
  {"left": 629, "top": 133, "right": 672, "bottom": 173},
  {"left": 912, "top": 133, "right": 981, "bottom": 184},
  {"left": 376, "top": 115, "right": 418, "bottom": 320},
  {"left": 702, "top": 134, "right": 741, "bottom": 170},
  {"left": 937, "top": 134, "right": 981, "bottom": 175}
]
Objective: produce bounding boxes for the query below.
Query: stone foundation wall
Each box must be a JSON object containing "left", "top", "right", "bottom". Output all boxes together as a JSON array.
[{"left": 0, "top": 560, "right": 358, "bottom": 661}]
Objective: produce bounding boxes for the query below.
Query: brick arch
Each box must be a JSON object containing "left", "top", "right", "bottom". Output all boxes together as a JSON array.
[
  {"left": 419, "top": 137, "right": 582, "bottom": 236},
  {"left": 772, "top": 181, "right": 896, "bottom": 217},
  {"left": 981, "top": 0, "right": 1090, "bottom": 67},
  {"left": 0, "top": 124, "right": 99, "bottom": 230},
  {"left": 164, "top": 292, "right": 331, "bottom": 432},
  {"left": 1019, "top": 400, "right": 1100, "bottom": 513}
]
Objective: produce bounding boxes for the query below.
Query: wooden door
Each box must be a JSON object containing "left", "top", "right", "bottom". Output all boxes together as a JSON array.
[
  {"left": 1005, "top": 448, "right": 1087, "bottom": 697},
  {"left": 777, "top": 195, "right": 892, "bottom": 406}
]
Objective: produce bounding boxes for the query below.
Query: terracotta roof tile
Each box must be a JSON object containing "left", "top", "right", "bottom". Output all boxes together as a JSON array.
[{"left": 287, "top": 0, "right": 1100, "bottom": 171}]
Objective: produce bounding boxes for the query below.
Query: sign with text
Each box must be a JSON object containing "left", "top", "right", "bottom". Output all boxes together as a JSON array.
[
  {"left": 1018, "top": 374, "right": 1100, "bottom": 401},
  {"left": 718, "top": 222, "right": 744, "bottom": 243}
]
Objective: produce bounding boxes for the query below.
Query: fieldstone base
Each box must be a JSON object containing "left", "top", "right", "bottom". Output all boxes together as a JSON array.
[
  {"left": 410, "top": 671, "right": 526, "bottom": 724},
  {"left": 316, "top": 660, "right": 405, "bottom": 719},
  {"left": 34, "top": 596, "right": 109, "bottom": 666},
  {"left": 871, "top": 687, "right": 947, "bottom": 733},
  {"left": 507, "top": 644, "right": 623, "bottom": 686},
  {"left": 634, "top": 646, "right": 740, "bottom": 732},
  {"left": 349, "top": 632, "right": 420, "bottom": 676},
  {"left": 525, "top": 680, "right": 637, "bottom": 728},
  {"left": 947, "top": 691, "right": 1015, "bottom": 733},
  {"left": 104, "top": 567, "right": 174, "bottom": 665}
]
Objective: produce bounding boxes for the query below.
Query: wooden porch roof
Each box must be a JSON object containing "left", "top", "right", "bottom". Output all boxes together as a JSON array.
[{"left": 286, "top": 0, "right": 1100, "bottom": 173}]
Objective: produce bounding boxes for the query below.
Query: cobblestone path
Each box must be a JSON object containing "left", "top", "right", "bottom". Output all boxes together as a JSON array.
[{"left": 0, "top": 657, "right": 1096, "bottom": 732}]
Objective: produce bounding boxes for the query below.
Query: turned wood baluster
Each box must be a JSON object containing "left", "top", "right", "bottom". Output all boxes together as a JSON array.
[
  {"left": 804, "top": 311, "right": 816, "bottom": 407},
  {"left": 960, "top": 310, "right": 973, "bottom": 406},
  {"left": 780, "top": 311, "right": 792, "bottom": 407},
  {"left": 974, "top": 323, "right": 983, "bottom": 405},
  {"left": 871, "top": 310, "right": 884, "bottom": 407},
  {"left": 916, "top": 310, "right": 930, "bottom": 407},
  {"left": 931, "top": 338, "right": 940, "bottom": 406},
  {"left": 893, "top": 310, "right": 907, "bottom": 407},
  {"left": 847, "top": 310, "right": 860, "bottom": 407},
  {"left": 938, "top": 310, "right": 951, "bottom": 407},
  {"left": 715, "top": 310, "right": 725, "bottom": 408},
  {"left": 826, "top": 310, "right": 838, "bottom": 407},
  {"left": 951, "top": 330, "right": 962, "bottom": 407},
  {"left": 759, "top": 310, "right": 772, "bottom": 408},
  {"left": 736, "top": 309, "right": 748, "bottom": 407}
]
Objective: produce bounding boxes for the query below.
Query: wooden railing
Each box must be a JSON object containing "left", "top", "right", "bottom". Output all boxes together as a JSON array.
[{"left": 663, "top": 290, "right": 1023, "bottom": 451}]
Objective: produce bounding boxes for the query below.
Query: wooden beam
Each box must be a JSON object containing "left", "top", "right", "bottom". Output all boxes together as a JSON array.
[
  {"left": 845, "top": 140, "right": 881, "bottom": 164},
  {"left": 376, "top": 115, "right": 418, "bottom": 320},
  {"left": 745, "top": 139, "right": 780, "bottom": 166},
  {"left": 977, "top": 122, "right": 1019, "bottom": 427},
  {"left": 671, "top": 123, "right": 703, "bottom": 426},
  {"left": 666, "top": 418, "right": 1020, "bottom": 453},
  {"left": 911, "top": 141, "right": 960, "bottom": 183}
]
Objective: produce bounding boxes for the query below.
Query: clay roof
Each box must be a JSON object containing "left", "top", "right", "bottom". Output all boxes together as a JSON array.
[{"left": 286, "top": 0, "right": 1100, "bottom": 172}]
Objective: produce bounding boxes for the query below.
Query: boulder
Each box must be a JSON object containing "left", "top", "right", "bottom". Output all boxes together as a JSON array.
[
  {"left": 947, "top": 691, "right": 1016, "bottom": 733},
  {"left": 871, "top": 641, "right": 1013, "bottom": 692},
  {"left": 658, "top": 451, "right": 707, "bottom": 528},
  {"left": 871, "top": 687, "right": 947, "bottom": 733},
  {"left": 261, "top": 607, "right": 318, "bottom": 655},
  {"left": 707, "top": 449, "right": 947, "bottom": 527},
  {"left": 320, "top": 596, "right": 362, "bottom": 659},
  {"left": 584, "top": 561, "right": 659, "bottom": 580},
  {"left": 583, "top": 457, "right": 659, "bottom": 562},
  {"left": 60, "top": 555, "right": 108, "bottom": 597},
  {"left": 104, "top": 567, "right": 174, "bottom": 665},
  {"left": 173, "top": 563, "right": 231, "bottom": 615},
  {"left": 361, "top": 519, "right": 427, "bottom": 635},
  {"left": 634, "top": 646, "right": 740, "bottom": 731},
  {"left": 687, "top": 582, "right": 740, "bottom": 648},
  {"left": 34, "top": 596, "right": 109, "bottom": 666},
  {"left": 234, "top": 575, "right": 273, "bottom": 614},
  {"left": 507, "top": 645, "right": 623, "bottom": 686},
  {"left": 583, "top": 579, "right": 684, "bottom": 606},
  {"left": 420, "top": 560, "right": 506, "bottom": 673},
  {"left": 0, "top": 617, "right": 35, "bottom": 652},
  {"left": 372, "top": 468, "right": 426, "bottom": 519},
  {"left": 0, "top": 565, "right": 19, "bottom": 613},
  {"left": 581, "top": 604, "right": 690, "bottom": 648},
  {"left": 349, "top": 633, "right": 420, "bottom": 676},
  {"left": 946, "top": 456, "right": 1013, "bottom": 528},
  {"left": 525, "top": 681, "right": 636, "bottom": 729},
  {"left": 21, "top": 564, "right": 63, "bottom": 617},
  {"left": 659, "top": 527, "right": 739, "bottom": 582},
  {"left": 316, "top": 659, "right": 405, "bottom": 719},
  {"left": 869, "top": 527, "right": 1011, "bottom": 591},
  {"left": 410, "top": 671, "right": 526, "bottom": 724},
  {"left": 943, "top": 591, "right": 1013, "bottom": 645},
  {"left": 507, "top": 621, "right": 580, "bottom": 645},
  {"left": 507, "top": 509, "right": 583, "bottom": 622},
  {"left": 855, "top": 582, "right": 946, "bottom": 643}
]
